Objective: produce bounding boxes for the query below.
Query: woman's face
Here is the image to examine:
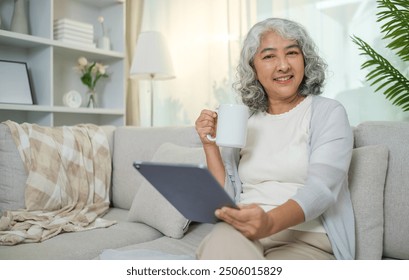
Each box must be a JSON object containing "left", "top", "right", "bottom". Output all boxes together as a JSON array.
[{"left": 253, "top": 31, "right": 305, "bottom": 103}]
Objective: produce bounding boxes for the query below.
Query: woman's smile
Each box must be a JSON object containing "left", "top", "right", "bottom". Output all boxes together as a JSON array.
[{"left": 273, "top": 75, "right": 294, "bottom": 83}]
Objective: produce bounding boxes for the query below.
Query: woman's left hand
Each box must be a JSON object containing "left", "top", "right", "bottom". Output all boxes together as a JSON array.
[{"left": 215, "top": 204, "right": 273, "bottom": 240}]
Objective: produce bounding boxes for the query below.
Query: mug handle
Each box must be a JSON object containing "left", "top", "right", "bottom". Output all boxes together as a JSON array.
[{"left": 206, "top": 134, "right": 216, "bottom": 142}]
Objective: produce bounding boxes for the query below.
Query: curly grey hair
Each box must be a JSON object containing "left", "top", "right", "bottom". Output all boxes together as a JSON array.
[{"left": 233, "top": 18, "right": 327, "bottom": 113}]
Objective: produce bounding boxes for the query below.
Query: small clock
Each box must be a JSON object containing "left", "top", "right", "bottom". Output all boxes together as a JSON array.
[{"left": 63, "top": 90, "right": 82, "bottom": 108}]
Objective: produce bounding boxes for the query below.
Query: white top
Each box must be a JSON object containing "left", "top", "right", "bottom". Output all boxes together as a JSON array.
[
  {"left": 238, "top": 95, "right": 325, "bottom": 233},
  {"left": 223, "top": 96, "right": 355, "bottom": 259}
]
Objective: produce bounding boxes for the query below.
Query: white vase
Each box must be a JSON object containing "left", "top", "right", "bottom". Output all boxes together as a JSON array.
[
  {"left": 97, "top": 36, "right": 111, "bottom": 50},
  {"left": 86, "top": 89, "right": 97, "bottom": 108},
  {"left": 10, "top": 0, "right": 29, "bottom": 34}
]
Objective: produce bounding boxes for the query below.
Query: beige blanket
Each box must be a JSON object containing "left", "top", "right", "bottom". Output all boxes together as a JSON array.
[{"left": 0, "top": 121, "right": 116, "bottom": 245}]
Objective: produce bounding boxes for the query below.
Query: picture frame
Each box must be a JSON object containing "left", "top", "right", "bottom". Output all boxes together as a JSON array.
[{"left": 0, "top": 60, "right": 33, "bottom": 105}]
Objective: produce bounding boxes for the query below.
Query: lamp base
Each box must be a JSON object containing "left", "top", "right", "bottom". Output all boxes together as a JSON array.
[{"left": 150, "top": 77, "right": 154, "bottom": 127}]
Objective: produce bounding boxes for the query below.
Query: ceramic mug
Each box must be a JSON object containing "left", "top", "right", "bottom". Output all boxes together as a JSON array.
[{"left": 207, "top": 104, "right": 249, "bottom": 148}]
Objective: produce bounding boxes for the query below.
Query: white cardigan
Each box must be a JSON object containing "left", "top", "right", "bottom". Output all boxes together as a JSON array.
[{"left": 222, "top": 95, "right": 355, "bottom": 260}]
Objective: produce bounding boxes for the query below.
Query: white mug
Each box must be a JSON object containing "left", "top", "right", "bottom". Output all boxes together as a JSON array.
[{"left": 207, "top": 104, "right": 249, "bottom": 148}]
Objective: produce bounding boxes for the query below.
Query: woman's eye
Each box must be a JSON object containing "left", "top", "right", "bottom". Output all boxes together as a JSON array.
[
  {"left": 287, "top": 51, "right": 299, "bottom": 56},
  {"left": 262, "top": 54, "right": 274, "bottom": 59}
]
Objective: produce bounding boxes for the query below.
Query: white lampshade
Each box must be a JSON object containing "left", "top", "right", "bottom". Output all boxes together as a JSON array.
[{"left": 130, "top": 31, "right": 175, "bottom": 80}]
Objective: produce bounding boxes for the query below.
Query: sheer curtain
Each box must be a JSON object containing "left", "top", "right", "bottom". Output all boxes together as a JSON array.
[
  {"left": 125, "top": 0, "right": 144, "bottom": 126},
  {"left": 138, "top": 0, "right": 256, "bottom": 126},
  {"left": 139, "top": 0, "right": 409, "bottom": 127}
]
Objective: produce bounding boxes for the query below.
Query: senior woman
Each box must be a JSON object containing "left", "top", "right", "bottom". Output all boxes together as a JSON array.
[{"left": 194, "top": 18, "right": 355, "bottom": 260}]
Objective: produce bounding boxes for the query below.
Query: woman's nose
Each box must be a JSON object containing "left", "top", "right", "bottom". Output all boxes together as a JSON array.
[{"left": 277, "top": 57, "right": 290, "bottom": 72}]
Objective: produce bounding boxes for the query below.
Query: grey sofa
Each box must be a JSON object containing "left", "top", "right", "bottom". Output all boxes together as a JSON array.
[{"left": 0, "top": 121, "right": 408, "bottom": 260}]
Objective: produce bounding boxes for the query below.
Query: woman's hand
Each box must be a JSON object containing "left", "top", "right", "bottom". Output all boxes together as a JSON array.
[
  {"left": 215, "top": 204, "right": 273, "bottom": 240},
  {"left": 216, "top": 200, "right": 305, "bottom": 240},
  {"left": 195, "top": 109, "right": 218, "bottom": 146},
  {"left": 195, "top": 109, "right": 225, "bottom": 185}
]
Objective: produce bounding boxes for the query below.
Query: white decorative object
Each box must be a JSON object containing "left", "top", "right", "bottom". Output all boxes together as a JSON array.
[
  {"left": 63, "top": 90, "right": 82, "bottom": 108},
  {"left": 54, "top": 18, "right": 95, "bottom": 48},
  {"left": 97, "top": 16, "right": 110, "bottom": 50},
  {"left": 86, "top": 89, "right": 96, "bottom": 108},
  {"left": 10, "top": 0, "right": 29, "bottom": 34},
  {"left": 130, "top": 31, "right": 175, "bottom": 126},
  {"left": 0, "top": 60, "right": 32, "bottom": 105},
  {"left": 97, "top": 36, "right": 110, "bottom": 50}
]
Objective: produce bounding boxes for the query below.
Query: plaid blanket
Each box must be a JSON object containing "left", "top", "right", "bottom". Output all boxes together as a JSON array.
[{"left": 0, "top": 121, "right": 116, "bottom": 245}]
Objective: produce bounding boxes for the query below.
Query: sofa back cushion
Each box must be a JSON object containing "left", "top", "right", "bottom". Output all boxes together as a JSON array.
[
  {"left": 112, "top": 126, "right": 202, "bottom": 210},
  {"left": 127, "top": 142, "right": 206, "bottom": 238},
  {"left": 0, "top": 123, "right": 27, "bottom": 213},
  {"left": 348, "top": 145, "right": 388, "bottom": 259},
  {"left": 354, "top": 121, "right": 409, "bottom": 259},
  {"left": 0, "top": 124, "right": 116, "bottom": 213}
]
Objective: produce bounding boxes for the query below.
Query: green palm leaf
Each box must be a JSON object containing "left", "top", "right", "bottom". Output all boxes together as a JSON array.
[
  {"left": 352, "top": 35, "right": 409, "bottom": 111},
  {"left": 376, "top": 0, "right": 409, "bottom": 62},
  {"left": 351, "top": 0, "right": 409, "bottom": 112}
]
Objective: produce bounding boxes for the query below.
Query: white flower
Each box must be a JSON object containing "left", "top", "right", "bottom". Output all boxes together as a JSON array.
[
  {"left": 98, "top": 16, "right": 106, "bottom": 36},
  {"left": 75, "top": 57, "right": 109, "bottom": 91},
  {"left": 95, "top": 63, "right": 107, "bottom": 75},
  {"left": 78, "top": 57, "right": 88, "bottom": 67}
]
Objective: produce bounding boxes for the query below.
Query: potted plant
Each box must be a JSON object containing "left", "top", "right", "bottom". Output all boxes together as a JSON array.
[{"left": 352, "top": 0, "right": 408, "bottom": 111}]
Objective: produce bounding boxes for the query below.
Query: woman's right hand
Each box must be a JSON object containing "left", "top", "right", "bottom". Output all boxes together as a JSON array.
[
  {"left": 195, "top": 109, "right": 218, "bottom": 146},
  {"left": 195, "top": 109, "right": 226, "bottom": 186}
]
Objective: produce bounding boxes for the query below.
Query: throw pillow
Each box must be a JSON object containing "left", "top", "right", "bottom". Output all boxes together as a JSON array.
[
  {"left": 348, "top": 144, "right": 388, "bottom": 259},
  {"left": 127, "top": 142, "right": 206, "bottom": 238},
  {"left": 0, "top": 124, "right": 27, "bottom": 213}
]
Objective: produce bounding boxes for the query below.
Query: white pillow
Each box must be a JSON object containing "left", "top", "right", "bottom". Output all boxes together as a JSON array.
[
  {"left": 127, "top": 143, "right": 206, "bottom": 238},
  {"left": 348, "top": 145, "right": 388, "bottom": 259}
]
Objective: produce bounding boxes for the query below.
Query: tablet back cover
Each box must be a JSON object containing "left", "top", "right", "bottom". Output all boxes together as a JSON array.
[{"left": 133, "top": 161, "right": 237, "bottom": 223}]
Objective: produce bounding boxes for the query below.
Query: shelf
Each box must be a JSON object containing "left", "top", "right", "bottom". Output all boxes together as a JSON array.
[
  {"left": 0, "top": 31, "right": 124, "bottom": 59},
  {"left": 0, "top": 0, "right": 126, "bottom": 126},
  {"left": 0, "top": 30, "right": 52, "bottom": 48},
  {"left": 76, "top": 0, "right": 125, "bottom": 8},
  {"left": 0, "top": 104, "right": 124, "bottom": 115},
  {"left": 52, "top": 41, "right": 124, "bottom": 59}
]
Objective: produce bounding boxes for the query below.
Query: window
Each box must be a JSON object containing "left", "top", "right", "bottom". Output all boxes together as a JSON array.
[{"left": 140, "top": 0, "right": 408, "bottom": 126}]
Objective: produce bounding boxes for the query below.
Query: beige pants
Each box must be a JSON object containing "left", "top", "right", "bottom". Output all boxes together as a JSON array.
[{"left": 196, "top": 222, "right": 335, "bottom": 260}]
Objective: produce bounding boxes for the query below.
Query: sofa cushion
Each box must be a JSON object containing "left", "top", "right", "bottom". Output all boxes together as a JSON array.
[
  {"left": 112, "top": 126, "right": 201, "bottom": 210},
  {"left": 0, "top": 208, "right": 163, "bottom": 260},
  {"left": 99, "top": 222, "right": 214, "bottom": 260},
  {"left": 348, "top": 145, "right": 388, "bottom": 259},
  {"left": 354, "top": 121, "right": 409, "bottom": 259},
  {"left": 127, "top": 142, "right": 206, "bottom": 238},
  {"left": 0, "top": 123, "right": 27, "bottom": 213}
]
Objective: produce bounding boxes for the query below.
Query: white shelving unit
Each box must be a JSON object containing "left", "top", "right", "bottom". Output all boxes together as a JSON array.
[{"left": 0, "top": 0, "right": 126, "bottom": 126}]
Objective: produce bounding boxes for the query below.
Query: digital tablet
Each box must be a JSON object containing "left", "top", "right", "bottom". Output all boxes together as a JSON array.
[{"left": 133, "top": 161, "right": 238, "bottom": 223}]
